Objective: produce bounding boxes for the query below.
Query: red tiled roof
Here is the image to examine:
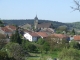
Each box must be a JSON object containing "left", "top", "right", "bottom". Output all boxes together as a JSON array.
[
  {"left": 74, "top": 35, "right": 80, "bottom": 41},
  {"left": 1, "top": 27, "right": 12, "bottom": 32},
  {"left": 50, "top": 33, "right": 68, "bottom": 38},
  {"left": 29, "top": 32, "right": 40, "bottom": 37},
  {"left": 6, "top": 25, "right": 16, "bottom": 30},
  {"left": 36, "top": 32, "right": 48, "bottom": 38}
]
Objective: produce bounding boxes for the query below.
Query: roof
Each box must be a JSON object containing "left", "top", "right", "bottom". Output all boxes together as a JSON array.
[
  {"left": 1, "top": 27, "right": 12, "bottom": 32},
  {"left": 38, "top": 22, "right": 51, "bottom": 28},
  {"left": 29, "top": 32, "right": 40, "bottom": 37},
  {"left": 36, "top": 32, "right": 48, "bottom": 38},
  {"left": 34, "top": 15, "right": 38, "bottom": 20},
  {"left": 6, "top": 25, "right": 16, "bottom": 30},
  {"left": 74, "top": 35, "right": 80, "bottom": 41},
  {"left": 50, "top": 33, "right": 68, "bottom": 39}
]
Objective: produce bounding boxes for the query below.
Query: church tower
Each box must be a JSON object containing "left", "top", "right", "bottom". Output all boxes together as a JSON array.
[{"left": 34, "top": 15, "right": 38, "bottom": 30}]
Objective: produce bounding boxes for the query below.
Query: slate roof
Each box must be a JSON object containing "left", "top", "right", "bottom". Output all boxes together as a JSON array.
[{"left": 38, "top": 22, "right": 52, "bottom": 28}]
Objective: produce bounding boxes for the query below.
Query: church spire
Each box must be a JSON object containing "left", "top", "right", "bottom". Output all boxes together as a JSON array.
[{"left": 34, "top": 14, "right": 38, "bottom": 20}]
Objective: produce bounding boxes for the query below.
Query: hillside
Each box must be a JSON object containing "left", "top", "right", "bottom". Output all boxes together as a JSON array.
[{"left": 2, "top": 19, "right": 80, "bottom": 30}]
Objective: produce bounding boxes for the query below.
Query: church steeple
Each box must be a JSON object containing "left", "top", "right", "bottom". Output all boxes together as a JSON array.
[
  {"left": 34, "top": 14, "right": 38, "bottom": 20},
  {"left": 34, "top": 15, "right": 38, "bottom": 30}
]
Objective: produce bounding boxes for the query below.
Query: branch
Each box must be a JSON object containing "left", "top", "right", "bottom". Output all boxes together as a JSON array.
[{"left": 71, "top": 0, "right": 80, "bottom": 12}]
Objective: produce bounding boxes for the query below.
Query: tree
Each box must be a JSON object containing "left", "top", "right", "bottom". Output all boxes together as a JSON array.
[
  {"left": 56, "top": 25, "right": 68, "bottom": 34},
  {"left": 0, "top": 51, "right": 16, "bottom": 60},
  {"left": 71, "top": 29, "right": 75, "bottom": 35},
  {"left": 0, "top": 34, "right": 7, "bottom": 50},
  {"left": 71, "top": 0, "right": 80, "bottom": 12},
  {"left": 1, "top": 42, "right": 28, "bottom": 60},
  {"left": 10, "top": 28, "right": 22, "bottom": 44},
  {"left": 0, "top": 20, "right": 4, "bottom": 27},
  {"left": 69, "top": 40, "right": 80, "bottom": 49},
  {"left": 22, "top": 40, "right": 37, "bottom": 52},
  {"left": 43, "top": 41, "right": 50, "bottom": 53},
  {"left": 58, "top": 48, "right": 80, "bottom": 60},
  {"left": 37, "top": 38, "right": 45, "bottom": 45}
]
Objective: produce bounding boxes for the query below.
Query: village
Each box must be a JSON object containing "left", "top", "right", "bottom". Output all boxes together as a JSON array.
[
  {"left": 0, "top": 16, "right": 80, "bottom": 60},
  {"left": 0, "top": 16, "right": 80, "bottom": 44}
]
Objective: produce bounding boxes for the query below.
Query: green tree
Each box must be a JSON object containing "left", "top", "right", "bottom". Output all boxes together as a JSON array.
[
  {"left": 0, "top": 51, "right": 16, "bottom": 60},
  {"left": 71, "top": 29, "right": 75, "bottom": 35},
  {"left": 10, "top": 28, "right": 22, "bottom": 44},
  {"left": 1, "top": 42, "right": 27, "bottom": 60},
  {"left": 69, "top": 40, "right": 80, "bottom": 49},
  {"left": 37, "top": 38, "right": 45, "bottom": 45},
  {"left": 0, "top": 20, "right": 4, "bottom": 27},
  {"left": 58, "top": 48, "right": 80, "bottom": 60},
  {"left": 22, "top": 40, "right": 37, "bottom": 52},
  {"left": 56, "top": 25, "right": 68, "bottom": 34},
  {"left": 43, "top": 41, "right": 50, "bottom": 53}
]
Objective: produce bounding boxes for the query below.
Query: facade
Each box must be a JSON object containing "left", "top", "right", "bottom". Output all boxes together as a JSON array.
[
  {"left": 24, "top": 32, "right": 40, "bottom": 42},
  {"left": 49, "top": 33, "right": 70, "bottom": 44}
]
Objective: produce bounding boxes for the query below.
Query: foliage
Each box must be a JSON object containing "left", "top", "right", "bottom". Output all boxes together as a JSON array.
[
  {"left": 69, "top": 40, "right": 80, "bottom": 49},
  {"left": 58, "top": 48, "right": 80, "bottom": 60},
  {"left": 1, "top": 42, "right": 26, "bottom": 60},
  {"left": 0, "top": 51, "right": 16, "bottom": 60},
  {"left": 22, "top": 40, "right": 37, "bottom": 52},
  {"left": 43, "top": 41, "right": 50, "bottom": 53},
  {"left": 10, "top": 28, "right": 22, "bottom": 44},
  {"left": 0, "top": 20, "right": 4, "bottom": 27},
  {"left": 37, "top": 38, "right": 45, "bottom": 45},
  {"left": 0, "top": 34, "right": 7, "bottom": 50}
]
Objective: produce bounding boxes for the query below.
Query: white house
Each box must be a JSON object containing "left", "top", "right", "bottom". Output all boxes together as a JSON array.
[{"left": 24, "top": 32, "right": 40, "bottom": 42}]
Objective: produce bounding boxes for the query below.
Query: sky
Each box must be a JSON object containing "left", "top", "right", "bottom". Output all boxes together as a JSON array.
[{"left": 0, "top": 0, "right": 80, "bottom": 23}]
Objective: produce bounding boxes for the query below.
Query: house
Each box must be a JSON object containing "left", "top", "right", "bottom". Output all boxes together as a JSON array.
[
  {"left": 0, "top": 27, "right": 12, "bottom": 36},
  {"left": 39, "top": 28, "right": 55, "bottom": 35},
  {"left": 6, "top": 25, "right": 16, "bottom": 31},
  {"left": 74, "top": 35, "right": 80, "bottom": 44},
  {"left": 0, "top": 25, "right": 16, "bottom": 37},
  {"left": 24, "top": 32, "right": 40, "bottom": 42},
  {"left": 49, "top": 33, "right": 70, "bottom": 44},
  {"left": 23, "top": 31, "right": 48, "bottom": 41},
  {"left": 36, "top": 32, "right": 48, "bottom": 38},
  {"left": 21, "top": 23, "right": 31, "bottom": 30}
]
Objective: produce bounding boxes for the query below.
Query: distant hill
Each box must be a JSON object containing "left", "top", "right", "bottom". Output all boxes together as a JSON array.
[{"left": 2, "top": 19, "right": 80, "bottom": 30}]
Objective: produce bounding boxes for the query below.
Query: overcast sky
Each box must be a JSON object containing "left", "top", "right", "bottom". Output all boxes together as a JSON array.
[{"left": 0, "top": 0, "right": 80, "bottom": 23}]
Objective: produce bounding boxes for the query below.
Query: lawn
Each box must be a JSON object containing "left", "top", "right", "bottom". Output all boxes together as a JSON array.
[{"left": 25, "top": 51, "right": 59, "bottom": 60}]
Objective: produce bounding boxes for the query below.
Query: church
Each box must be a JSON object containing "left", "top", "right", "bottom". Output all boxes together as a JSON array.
[{"left": 21, "top": 15, "right": 54, "bottom": 33}]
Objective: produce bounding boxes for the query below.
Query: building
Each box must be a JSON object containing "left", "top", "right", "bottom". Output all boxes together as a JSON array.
[
  {"left": 0, "top": 25, "right": 16, "bottom": 37},
  {"left": 74, "top": 35, "right": 80, "bottom": 44},
  {"left": 49, "top": 33, "right": 70, "bottom": 44},
  {"left": 24, "top": 32, "right": 40, "bottom": 42},
  {"left": 34, "top": 15, "right": 38, "bottom": 30}
]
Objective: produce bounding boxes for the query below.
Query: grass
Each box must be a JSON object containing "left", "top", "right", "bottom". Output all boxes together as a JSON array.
[{"left": 25, "top": 51, "right": 59, "bottom": 60}]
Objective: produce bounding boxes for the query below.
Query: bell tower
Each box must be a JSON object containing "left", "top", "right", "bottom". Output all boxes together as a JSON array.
[{"left": 34, "top": 15, "right": 38, "bottom": 30}]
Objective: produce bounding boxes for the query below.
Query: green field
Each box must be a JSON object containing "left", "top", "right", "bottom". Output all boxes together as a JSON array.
[{"left": 25, "top": 51, "right": 59, "bottom": 60}]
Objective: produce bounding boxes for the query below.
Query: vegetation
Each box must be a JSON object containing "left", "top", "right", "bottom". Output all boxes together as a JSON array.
[
  {"left": 0, "top": 20, "right": 4, "bottom": 27},
  {"left": 10, "top": 27, "right": 22, "bottom": 44},
  {"left": 1, "top": 42, "right": 26, "bottom": 60}
]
